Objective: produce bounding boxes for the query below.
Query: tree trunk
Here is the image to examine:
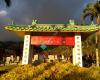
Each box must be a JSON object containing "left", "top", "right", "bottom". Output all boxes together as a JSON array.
[
  {"left": 96, "top": 16, "right": 100, "bottom": 24},
  {"left": 96, "top": 32, "right": 99, "bottom": 67},
  {"left": 95, "top": 15, "right": 100, "bottom": 67}
]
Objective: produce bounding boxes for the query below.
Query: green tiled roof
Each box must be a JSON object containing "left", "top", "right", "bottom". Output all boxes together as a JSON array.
[
  {"left": 5, "top": 20, "right": 100, "bottom": 32},
  {"left": 5, "top": 24, "right": 100, "bottom": 32}
]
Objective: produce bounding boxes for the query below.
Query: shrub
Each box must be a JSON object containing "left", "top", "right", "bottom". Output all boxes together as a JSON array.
[{"left": 0, "top": 62, "right": 100, "bottom": 80}]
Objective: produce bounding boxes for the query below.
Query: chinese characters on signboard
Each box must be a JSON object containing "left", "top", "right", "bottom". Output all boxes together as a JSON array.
[{"left": 31, "top": 36, "right": 75, "bottom": 46}]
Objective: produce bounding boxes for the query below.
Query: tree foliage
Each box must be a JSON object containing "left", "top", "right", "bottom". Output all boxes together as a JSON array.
[
  {"left": 4, "top": 0, "right": 11, "bottom": 7},
  {"left": 82, "top": 1, "right": 100, "bottom": 24}
]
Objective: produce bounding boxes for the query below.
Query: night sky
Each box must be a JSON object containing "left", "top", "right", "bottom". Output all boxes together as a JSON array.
[{"left": 0, "top": 0, "right": 96, "bottom": 41}]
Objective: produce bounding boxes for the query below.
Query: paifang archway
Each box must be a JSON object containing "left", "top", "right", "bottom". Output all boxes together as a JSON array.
[{"left": 5, "top": 20, "right": 100, "bottom": 67}]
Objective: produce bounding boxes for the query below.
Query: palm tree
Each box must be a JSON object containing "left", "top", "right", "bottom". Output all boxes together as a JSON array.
[
  {"left": 4, "top": 0, "right": 11, "bottom": 7},
  {"left": 82, "top": 1, "right": 100, "bottom": 67},
  {"left": 82, "top": 3, "right": 96, "bottom": 22},
  {"left": 82, "top": 1, "right": 100, "bottom": 24}
]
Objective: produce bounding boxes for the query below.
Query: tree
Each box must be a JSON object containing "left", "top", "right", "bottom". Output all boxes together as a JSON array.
[
  {"left": 82, "top": 3, "right": 96, "bottom": 22},
  {"left": 4, "top": 0, "right": 11, "bottom": 7},
  {"left": 94, "top": 1, "right": 100, "bottom": 23},
  {"left": 82, "top": 1, "right": 100, "bottom": 66},
  {"left": 82, "top": 1, "right": 100, "bottom": 24}
]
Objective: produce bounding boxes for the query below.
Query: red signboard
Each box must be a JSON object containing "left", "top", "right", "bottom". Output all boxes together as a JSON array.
[
  {"left": 31, "top": 36, "right": 62, "bottom": 45},
  {"left": 31, "top": 36, "right": 75, "bottom": 46},
  {"left": 65, "top": 36, "right": 75, "bottom": 46}
]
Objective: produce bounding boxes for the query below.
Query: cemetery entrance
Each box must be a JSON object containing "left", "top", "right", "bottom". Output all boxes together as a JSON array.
[
  {"left": 22, "top": 31, "right": 82, "bottom": 67},
  {"left": 5, "top": 20, "right": 100, "bottom": 67}
]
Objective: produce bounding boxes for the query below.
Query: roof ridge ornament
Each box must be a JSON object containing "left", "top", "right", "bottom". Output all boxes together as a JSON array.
[
  {"left": 90, "top": 21, "right": 96, "bottom": 26},
  {"left": 91, "top": 21, "right": 94, "bottom": 25},
  {"left": 69, "top": 19, "right": 75, "bottom": 26},
  {"left": 11, "top": 21, "right": 16, "bottom": 25},
  {"left": 32, "top": 19, "right": 37, "bottom": 25}
]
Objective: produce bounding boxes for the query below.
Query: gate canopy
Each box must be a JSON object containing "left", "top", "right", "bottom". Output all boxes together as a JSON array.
[{"left": 5, "top": 19, "right": 100, "bottom": 40}]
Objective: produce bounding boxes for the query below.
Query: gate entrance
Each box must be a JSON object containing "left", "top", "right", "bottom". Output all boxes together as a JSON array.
[{"left": 5, "top": 19, "right": 100, "bottom": 67}]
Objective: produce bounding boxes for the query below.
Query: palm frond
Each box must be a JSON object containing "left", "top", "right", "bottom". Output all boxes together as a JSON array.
[
  {"left": 82, "top": 2, "right": 98, "bottom": 21},
  {"left": 94, "top": 1, "right": 100, "bottom": 13},
  {"left": 5, "top": 0, "right": 11, "bottom": 7},
  {"left": 82, "top": 9, "right": 97, "bottom": 20}
]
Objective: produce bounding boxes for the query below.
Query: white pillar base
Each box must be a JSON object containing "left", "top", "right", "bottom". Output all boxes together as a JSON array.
[
  {"left": 74, "top": 33, "right": 83, "bottom": 67},
  {"left": 22, "top": 35, "right": 31, "bottom": 65}
]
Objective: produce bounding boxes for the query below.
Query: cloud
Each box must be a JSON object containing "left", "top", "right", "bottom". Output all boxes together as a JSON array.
[
  {"left": 0, "top": 10, "right": 7, "bottom": 16},
  {"left": 7, "top": 0, "right": 95, "bottom": 24}
]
